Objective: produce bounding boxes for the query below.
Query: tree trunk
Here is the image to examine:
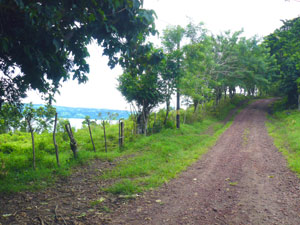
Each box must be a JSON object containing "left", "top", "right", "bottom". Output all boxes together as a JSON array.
[
  {"left": 65, "top": 123, "right": 78, "bottom": 159},
  {"left": 87, "top": 120, "right": 96, "bottom": 152},
  {"left": 215, "top": 88, "right": 222, "bottom": 106},
  {"left": 298, "top": 94, "right": 300, "bottom": 111},
  {"left": 176, "top": 40, "right": 181, "bottom": 129},
  {"left": 135, "top": 108, "right": 151, "bottom": 135},
  {"left": 193, "top": 100, "right": 199, "bottom": 113},
  {"left": 164, "top": 100, "right": 170, "bottom": 125},
  {"left": 229, "top": 87, "right": 235, "bottom": 99},
  {"left": 136, "top": 114, "right": 143, "bottom": 134},
  {"left": 194, "top": 103, "right": 199, "bottom": 114},
  {"left": 53, "top": 112, "right": 60, "bottom": 167},
  {"left": 119, "top": 120, "right": 124, "bottom": 148},
  {"left": 176, "top": 90, "right": 180, "bottom": 129},
  {"left": 27, "top": 117, "right": 35, "bottom": 170},
  {"left": 143, "top": 111, "right": 148, "bottom": 136}
]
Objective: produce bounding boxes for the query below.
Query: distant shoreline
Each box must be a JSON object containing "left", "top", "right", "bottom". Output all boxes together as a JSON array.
[{"left": 26, "top": 104, "right": 130, "bottom": 120}]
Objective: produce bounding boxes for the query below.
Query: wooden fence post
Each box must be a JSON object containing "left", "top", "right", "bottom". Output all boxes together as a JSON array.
[
  {"left": 103, "top": 120, "right": 107, "bottom": 153},
  {"left": 87, "top": 120, "right": 96, "bottom": 152},
  {"left": 65, "top": 123, "right": 78, "bottom": 158},
  {"left": 119, "top": 120, "right": 124, "bottom": 149},
  {"left": 53, "top": 113, "right": 60, "bottom": 167},
  {"left": 121, "top": 121, "right": 124, "bottom": 146}
]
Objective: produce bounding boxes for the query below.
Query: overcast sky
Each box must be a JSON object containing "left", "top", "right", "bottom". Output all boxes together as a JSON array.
[{"left": 25, "top": 0, "right": 300, "bottom": 110}]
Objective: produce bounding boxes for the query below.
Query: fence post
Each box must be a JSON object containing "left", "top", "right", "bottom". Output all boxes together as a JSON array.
[
  {"left": 87, "top": 119, "right": 96, "bottom": 152},
  {"left": 53, "top": 112, "right": 60, "bottom": 167},
  {"left": 121, "top": 121, "right": 124, "bottom": 146},
  {"left": 65, "top": 123, "right": 78, "bottom": 158},
  {"left": 103, "top": 120, "right": 107, "bottom": 153},
  {"left": 119, "top": 120, "right": 124, "bottom": 149}
]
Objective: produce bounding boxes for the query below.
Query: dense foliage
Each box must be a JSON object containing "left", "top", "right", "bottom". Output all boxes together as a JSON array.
[
  {"left": 118, "top": 22, "right": 276, "bottom": 132},
  {"left": 118, "top": 45, "right": 165, "bottom": 134},
  {"left": 0, "top": 0, "right": 156, "bottom": 106},
  {"left": 0, "top": 103, "right": 56, "bottom": 134},
  {"left": 265, "top": 17, "right": 300, "bottom": 107}
]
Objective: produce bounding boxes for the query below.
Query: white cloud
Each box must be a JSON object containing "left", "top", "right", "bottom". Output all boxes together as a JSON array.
[{"left": 25, "top": 43, "right": 129, "bottom": 110}]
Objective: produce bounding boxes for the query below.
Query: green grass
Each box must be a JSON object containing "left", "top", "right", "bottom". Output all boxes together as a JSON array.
[
  {"left": 0, "top": 120, "right": 128, "bottom": 193},
  {"left": 103, "top": 118, "right": 232, "bottom": 194},
  {"left": 90, "top": 197, "right": 106, "bottom": 206},
  {"left": 0, "top": 95, "right": 249, "bottom": 193},
  {"left": 266, "top": 101, "right": 300, "bottom": 175},
  {"left": 0, "top": 150, "right": 120, "bottom": 193}
]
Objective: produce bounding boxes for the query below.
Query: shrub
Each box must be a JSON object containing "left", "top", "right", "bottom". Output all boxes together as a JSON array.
[{"left": 0, "top": 143, "right": 15, "bottom": 154}]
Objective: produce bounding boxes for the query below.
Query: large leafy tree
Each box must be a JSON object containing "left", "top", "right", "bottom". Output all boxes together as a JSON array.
[
  {"left": 0, "top": 0, "right": 156, "bottom": 107},
  {"left": 237, "top": 37, "right": 276, "bottom": 96},
  {"left": 265, "top": 17, "right": 300, "bottom": 107},
  {"left": 181, "top": 22, "right": 214, "bottom": 112},
  {"left": 210, "top": 30, "right": 243, "bottom": 104},
  {"left": 181, "top": 42, "right": 213, "bottom": 112},
  {"left": 161, "top": 25, "right": 185, "bottom": 128},
  {"left": 118, "top": 45, "right": 164, "bottom": 134},
  {"left": 181, "top": 26, "right": 275, "bottom": 108},
  {"left": 160, "top": 50, "right": 182, "bottom": 124}
]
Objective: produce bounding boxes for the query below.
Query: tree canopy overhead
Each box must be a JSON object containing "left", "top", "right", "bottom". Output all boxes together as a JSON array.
[
  {"left": 0, "top": 0, "right": 156, "bottom": 107},
  {"left": 265, "top": 16, "right": 300, "bottom": 107}
]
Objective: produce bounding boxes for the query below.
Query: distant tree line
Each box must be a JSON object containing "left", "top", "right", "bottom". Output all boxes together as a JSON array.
[
  {"left": 0, "top": 103, "right": 56, "bottom": 134},
  {"left": 1, "top": 0, "right": 300, "bottom": 136},
  {"left": 118, "top": 22, "right": 277, "bottom": 134}
]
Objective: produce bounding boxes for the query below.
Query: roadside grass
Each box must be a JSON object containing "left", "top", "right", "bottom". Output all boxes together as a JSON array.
[
  {"left": 102, "top": 117, "right": 232, "bottom": 195},
  {"left": 266, "top": 101, "right": 300, "bottom": 175},
  {"left": 0, "top": 95, "right": 249, "bottom": 193},
  {"left": 0, "top": 150, "right": 120, "bottom": 193}
]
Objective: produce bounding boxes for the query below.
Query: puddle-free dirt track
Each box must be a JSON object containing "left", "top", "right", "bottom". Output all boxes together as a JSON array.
[
  {"left": 1, "top": 99, "right": 300, "bottom": 225},
  {"left": 109, "top": 99, "right": 300, "bottom": 224}
]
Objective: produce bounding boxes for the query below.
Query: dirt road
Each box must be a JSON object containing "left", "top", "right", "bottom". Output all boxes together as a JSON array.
[
  {"left": 1, "top": 99, "right": 300, "bottom": 225},
  {"left": 109, "top": 99, "right": 300, "bottom": 224}
]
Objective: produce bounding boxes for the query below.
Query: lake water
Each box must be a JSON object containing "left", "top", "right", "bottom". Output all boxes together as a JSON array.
[
  {"left": 68, "top": 118, "right": 85, "bottom": 129},
  {"left": 67, "top": 118, "right": 118, "bottom": 130}
]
